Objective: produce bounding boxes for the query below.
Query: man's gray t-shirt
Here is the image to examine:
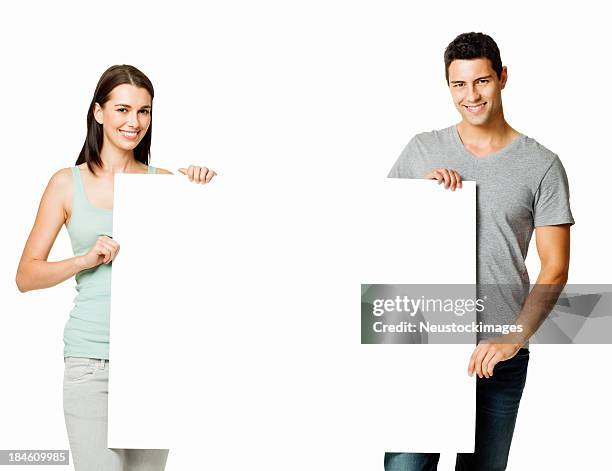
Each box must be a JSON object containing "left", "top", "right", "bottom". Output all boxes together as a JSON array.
[{"left": 388, "top": 125, "right": 575, "bottom": 340}]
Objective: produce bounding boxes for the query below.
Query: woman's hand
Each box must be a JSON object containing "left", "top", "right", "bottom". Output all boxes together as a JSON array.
[
  {"left": 178, "top": 165, "right": 217, "bottom": 184},
  {"left": 78, "top": 235, "right": 120, "bottom": 270}
]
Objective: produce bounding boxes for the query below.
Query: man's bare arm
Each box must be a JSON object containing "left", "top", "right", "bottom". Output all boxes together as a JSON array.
[
  {"left": 512, "top": 224, "right": 570, "bottom": 340},
  {"left": 468, "top": 224, "right": 571, "bottom": 378}
]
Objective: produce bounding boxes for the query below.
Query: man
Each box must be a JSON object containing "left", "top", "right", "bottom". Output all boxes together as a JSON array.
[{"left": 384, "top": 32, "right": 574, "bottom": 470}]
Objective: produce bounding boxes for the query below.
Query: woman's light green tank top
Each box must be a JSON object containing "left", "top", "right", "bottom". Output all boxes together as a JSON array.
[{"left": 64, "top": 165, "right": 156, "bottom": 359}]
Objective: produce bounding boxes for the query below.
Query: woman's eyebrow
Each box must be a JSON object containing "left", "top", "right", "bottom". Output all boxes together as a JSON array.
[{"left": 114, "top": 103, "right": 152, "bottom": 109}]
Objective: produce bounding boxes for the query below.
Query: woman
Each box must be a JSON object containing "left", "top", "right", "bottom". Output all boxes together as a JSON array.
[{"left": 15, "top": 64, "right": 216, "bottom": 470}]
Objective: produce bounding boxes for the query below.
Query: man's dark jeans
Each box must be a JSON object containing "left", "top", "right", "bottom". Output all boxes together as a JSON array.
[{"left": 384, "top": 348, "right": 529, "bottom": 471}]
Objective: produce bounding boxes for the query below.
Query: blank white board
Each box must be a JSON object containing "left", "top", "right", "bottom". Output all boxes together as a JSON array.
[
  {"left": 108, "top": 175, "right": 476, "bottom": 468},
  {"left": 357, "top": 179, "right": 476, "bottom": 455}
]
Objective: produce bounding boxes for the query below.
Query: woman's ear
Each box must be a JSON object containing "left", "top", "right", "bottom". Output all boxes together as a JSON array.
[{"left": 93, "top": 102, "right": 103, "bottom": 125}]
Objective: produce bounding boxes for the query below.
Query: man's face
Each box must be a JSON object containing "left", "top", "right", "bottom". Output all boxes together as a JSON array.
[{"left": 447, "top": 58, "right": 507, "bottom": 126}]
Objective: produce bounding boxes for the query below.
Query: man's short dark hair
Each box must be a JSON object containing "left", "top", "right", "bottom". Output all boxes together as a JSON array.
[{"left": 444, "top": 32, "right": 502, "bottom": 84}]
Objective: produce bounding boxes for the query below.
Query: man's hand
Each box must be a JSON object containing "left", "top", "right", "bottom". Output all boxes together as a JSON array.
[
  {"left": 468, "top": 335, "right": 523, "bottom": 378},
  {"left": 424, "top": 168, "right": 462, "bottom": 190}
]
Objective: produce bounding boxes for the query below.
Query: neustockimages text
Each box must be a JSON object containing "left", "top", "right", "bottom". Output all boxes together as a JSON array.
[{"left": 370, "top": 296, "right": 524, "bottom": 335}]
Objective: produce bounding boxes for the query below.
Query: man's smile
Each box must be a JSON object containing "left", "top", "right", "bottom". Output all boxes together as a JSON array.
[{"left": 463, "top": 102, "right": 487, "bottom": 114}]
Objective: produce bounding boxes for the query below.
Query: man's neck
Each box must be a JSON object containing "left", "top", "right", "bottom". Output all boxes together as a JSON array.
[{"left": 456, "top": 116, "right": 519, "bottom": 157}]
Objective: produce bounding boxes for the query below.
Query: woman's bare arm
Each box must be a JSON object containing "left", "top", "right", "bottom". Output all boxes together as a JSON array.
[{"left": 15, "top": 169, "right": 86, "bottom": 292}]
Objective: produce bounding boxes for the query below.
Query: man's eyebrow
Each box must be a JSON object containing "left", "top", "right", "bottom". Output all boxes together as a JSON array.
[
  {"left": 449, "top": 75, "right": 494, "bottom": 84},
  {"left": 114, "top": 103, "right": 152, "bottom": 109}
]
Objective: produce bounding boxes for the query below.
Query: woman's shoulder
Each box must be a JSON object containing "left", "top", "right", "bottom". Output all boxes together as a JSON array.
[
  {"left": 153, "top": 167, "right": 173, "bottom": 175},
  {"left": 48, "top": 166, "right": 75, "bottom": 188},
  {"left": 43, "top": 167, "right": 75, "bottom": 214}
]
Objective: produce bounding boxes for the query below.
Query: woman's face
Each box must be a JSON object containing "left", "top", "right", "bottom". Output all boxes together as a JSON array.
[{"left": 93, "top": 83, "right": 152, "bottom": 153}]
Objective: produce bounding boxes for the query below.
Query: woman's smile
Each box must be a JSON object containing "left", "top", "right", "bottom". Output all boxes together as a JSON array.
[{"left": 118, "top": 129, "right": 139, "bottom": 140}]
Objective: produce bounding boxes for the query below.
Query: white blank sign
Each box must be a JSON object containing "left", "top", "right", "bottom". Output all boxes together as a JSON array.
[
  {"left": 108, "top": 175, "right": 476, "bottom": 468},
  {"left": 358, "top": 179, "right": 476, "bottom": 455}
]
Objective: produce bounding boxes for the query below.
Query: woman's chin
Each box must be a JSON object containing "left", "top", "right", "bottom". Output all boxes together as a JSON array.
[{"left": 111, "top": 140, "right": 140, "bottom": 151}]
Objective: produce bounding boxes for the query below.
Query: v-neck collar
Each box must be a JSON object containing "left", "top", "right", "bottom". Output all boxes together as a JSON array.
[{"left": 451, "top": 124, "right": 525, "bottom": 162}]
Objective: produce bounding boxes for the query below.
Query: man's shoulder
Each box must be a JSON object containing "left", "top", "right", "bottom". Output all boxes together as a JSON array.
[
  {"left": 515, "top": 133, "right": 560, "bottom": 168},
  {"left": 410, "top": 125, "right": 455, "bottom": 148},
  {"left": 398, "top": 126, "right": 456, "bottom": 161},
  {"left": 389, "top": 126, "right": 458, "bottom": 178}
]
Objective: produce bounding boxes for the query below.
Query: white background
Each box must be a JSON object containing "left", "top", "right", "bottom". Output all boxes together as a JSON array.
[{"left": 1, "top": 0, "right": 610, "bottom": 469}]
